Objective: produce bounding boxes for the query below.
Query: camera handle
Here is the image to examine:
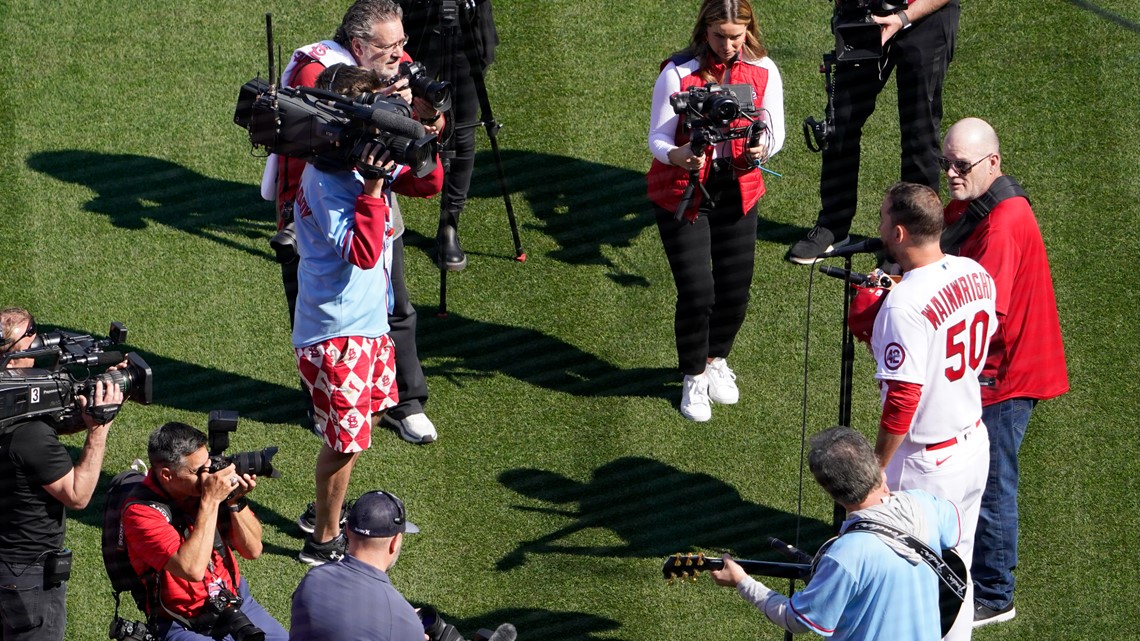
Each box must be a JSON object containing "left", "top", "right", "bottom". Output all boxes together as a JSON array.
[
  {"left": 802, "top": 52, "right": 838, "bottom": 153},
  {"left": 673, "top": 128, "right": 714, "bottom": 222}
]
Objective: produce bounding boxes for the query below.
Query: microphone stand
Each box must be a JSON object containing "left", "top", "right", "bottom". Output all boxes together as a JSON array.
[{"left": 834, "top": 255, "right": 856, "bottom": 531}]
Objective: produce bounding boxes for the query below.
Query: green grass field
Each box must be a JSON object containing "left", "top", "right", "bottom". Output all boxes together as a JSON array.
[{"left": 3, "top": 1, "right": 1139, "bottom": 640}]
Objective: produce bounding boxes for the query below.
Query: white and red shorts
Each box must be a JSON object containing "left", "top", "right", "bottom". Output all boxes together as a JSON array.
[{"left": 295, "top": 334, "right": 398, "bottom": 453}]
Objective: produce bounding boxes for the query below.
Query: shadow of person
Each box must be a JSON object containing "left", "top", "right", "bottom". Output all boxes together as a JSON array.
[
  {"left": 415, "top": 306, "right": 675, "bottom": 401},
  {"left": 465, "top": 150, "right": 811, "bottom": 282},
  {"left": 496, "top": 456, "right": 833, "bottom": 572},
  {"left": 412, "top": 606, "right": 626, "bottom": 641},
  {"left": 26, "top": 150, "right": 274, "bottom": 261}
]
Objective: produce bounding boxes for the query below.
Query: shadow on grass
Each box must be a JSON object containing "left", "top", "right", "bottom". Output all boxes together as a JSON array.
[
  {"left": 465, "top": 150, "right": 808, "bottom": 284},
  {"left": 26, "top": 151, "right": 274, "bottom": 261},
  {"left": 410, "top": 606, "right": 625, "bottom": 641},
  {"left": 496, "top": 456, "right": 833, "bottom": 571},
  {"left": 1063, "top": 0, "right": 1140, "bottom": 32},
  {"left": 416, "top": 307, "right": 675, "bottom": 400}
]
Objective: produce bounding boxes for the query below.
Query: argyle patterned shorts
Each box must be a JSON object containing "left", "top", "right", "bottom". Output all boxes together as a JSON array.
[{"left": 296, "top": 334, "right": 398, "bottom": 453}]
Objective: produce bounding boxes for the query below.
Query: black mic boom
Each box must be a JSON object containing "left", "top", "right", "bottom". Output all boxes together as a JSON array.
[{"left": 817, "top": 237, "right": 884, "bottom": 259}]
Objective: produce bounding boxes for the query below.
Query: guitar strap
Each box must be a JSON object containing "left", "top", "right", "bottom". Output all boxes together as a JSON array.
[
  {"left": 940, "top": 175, "right": 1029, "bottom": 255},
  {"left": 845, "top": 519, "right": 967, "bottom": 637}
]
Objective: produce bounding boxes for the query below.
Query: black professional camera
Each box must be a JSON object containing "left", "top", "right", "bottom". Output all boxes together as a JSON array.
[
  {"left": 670, "top": 83, "right": 755, "bottom": 127},
  {"left": 200, "top": 587, "right": 264, "bottom": 641},
  {"left": 109, "top": 617, "right": 156, "bottom": 641},
  {"left": 393, "top": 61, "right": 452, "bottom": 113},
  {"left": 234, "top": 77, "right": 438, "bottom": 179},
  {"left": 205, "top": 410, "right": 281, "bottom": 479},
  {"left": 0, "top": 323, "right": 152, "bottom": 430},
  {"left": 833, "top": 0, "right": 909, "bottom": 62}
]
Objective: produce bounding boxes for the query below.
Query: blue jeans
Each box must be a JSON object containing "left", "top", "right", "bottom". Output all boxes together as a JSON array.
[
  {"left": 0, "top": 561, "right": 67, "bottom": 641},
  {"left": 972, "top": 398, "right": 1036, "bottom": 610},
  {"left": 156, "top": 578, "right": 287, "bottom": 641}
]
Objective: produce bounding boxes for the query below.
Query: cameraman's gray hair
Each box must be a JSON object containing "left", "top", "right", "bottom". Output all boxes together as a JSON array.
[
  {"left": 0, "top": 307, "right": 31, "bottom": 351},
  {"left": 807, "top": 426, "right": 882, "bottom": 506},
  {"left": 334, "top": 0, "right": 403, "bottom": 48},
  {"left": 148, "top": 421, "right": 208, "bottom": 470}
]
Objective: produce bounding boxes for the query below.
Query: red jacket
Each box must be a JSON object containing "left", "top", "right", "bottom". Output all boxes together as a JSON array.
[{"left": 647, "top": 55, "right": 769, "bottom": 221}]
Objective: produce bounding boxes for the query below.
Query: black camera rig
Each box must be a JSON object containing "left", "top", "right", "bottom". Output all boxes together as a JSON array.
[
  {"left": 669, "top": 82, "right": 768, "bottom": 220},
  {"left": 803, "top": 0, "right": 909, "bottom": 152},
  {"left": 233, "top": 15, "right": 439, "bottom": 180},
  {"left": 0, "top": 323, "right": 152, "bottom": 430},
  {"left": 205, "top": 410, "right": 281, "bottom": 479}
]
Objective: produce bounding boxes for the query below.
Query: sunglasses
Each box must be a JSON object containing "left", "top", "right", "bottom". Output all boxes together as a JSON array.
[
  {"left": 937, "top": 154, "right": 993, "bottom": 176},
  {"left": 2, "top": 316, "right": 36, "bottom": 351}
]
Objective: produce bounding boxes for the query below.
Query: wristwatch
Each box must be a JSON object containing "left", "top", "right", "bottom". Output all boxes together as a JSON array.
[
  {"left": 227, "top": 498, "right": 249, "bottom": 513},
  {"left": 896, "top": 10, "right": 912, "bottom": 30}
]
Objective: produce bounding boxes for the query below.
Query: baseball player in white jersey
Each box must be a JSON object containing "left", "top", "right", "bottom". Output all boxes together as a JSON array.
[{"left": 870, "top": 182, "right": 996, "bottom": 641}]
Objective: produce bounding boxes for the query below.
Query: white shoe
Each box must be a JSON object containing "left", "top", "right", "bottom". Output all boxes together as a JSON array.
[
  {"left": 706, "top": 358, "right": 739, "bottom": 405},
  {"left": 387, "top": 413, "right": 438, "bottom": 444},
  {"left": 680, "top": 374, "right": 712, "bottom": 422}
]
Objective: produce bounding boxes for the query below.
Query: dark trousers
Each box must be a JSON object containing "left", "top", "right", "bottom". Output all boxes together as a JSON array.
[
  {"left": 440, "top": 52, "right": 479, "bottom": 226},
  {"left": 281, "top": 236, "right": 429, "bottom": 421},
  {"left": 817, "top": 3, "right": 959, "bottom": 238},
  {"left": 0, "top": 562, "right": 65, "bottom": 641},
  {"left": 655, "top": 169, "right": 758, "bottom": 376}
]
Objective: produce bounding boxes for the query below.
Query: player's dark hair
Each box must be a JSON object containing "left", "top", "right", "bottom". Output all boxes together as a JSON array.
[
  {"left": 147, "top": 422, "right": 207, "bottom": 471},
  {"left": 884, "top": 181, "right": 944, "bottom": 243},
  {"left": 808, "top": 426, "right": 881, "bottom": 506},
  {"left": 315, "top": 64, "right": 383, "bottom": 100},
  {"left": 334, "top": 0, "right": 403, "bottom": 48}
]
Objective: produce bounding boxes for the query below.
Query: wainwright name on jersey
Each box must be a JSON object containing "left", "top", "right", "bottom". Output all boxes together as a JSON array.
[{"left": 871, "top": 254, "right": 998, "bottom": 444}]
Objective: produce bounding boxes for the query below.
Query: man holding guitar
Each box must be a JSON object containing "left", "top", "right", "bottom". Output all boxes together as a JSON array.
[{"left": 710, "top": 426, "right": 962, "bottom": 641}]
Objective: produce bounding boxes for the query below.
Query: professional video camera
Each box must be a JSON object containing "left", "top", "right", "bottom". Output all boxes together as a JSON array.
[
  {"left": 388, "top": 61, "right": 452, "bottom": 113},
  {"left": 833, "top": 0, "right": 909, "bottom": 62},
  {"left": 205, "top": 410, "right": 281, "bottom": 479},
  {"left": 0, "top": 323, "right": 152, "bottom": 430},
  {"left": 419, "top": 606, "right": 517, "bottom": 641}
]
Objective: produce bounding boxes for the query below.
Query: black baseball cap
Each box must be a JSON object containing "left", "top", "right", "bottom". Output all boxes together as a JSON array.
[{"left": 346, "top": 490, "right": 419, "bottom": 538}]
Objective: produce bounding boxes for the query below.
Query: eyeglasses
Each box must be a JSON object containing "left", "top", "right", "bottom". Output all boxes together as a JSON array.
[
  {"left": 364, "top": 35, "right": 408, "bottom": 55},
  {"left": 937, "top": 154, "right": 993, "bottom": 176}
]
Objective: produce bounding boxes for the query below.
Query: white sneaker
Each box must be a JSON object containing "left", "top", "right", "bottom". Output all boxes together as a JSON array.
[
  {"left": 706, "top": 358, "right": 739, "bottom": 405},
  {"left": 680, "top": 374, "right": 712, "bottom": 422},
  {"left": 387, "top": 413, "right": 438, "bottom": 444}
]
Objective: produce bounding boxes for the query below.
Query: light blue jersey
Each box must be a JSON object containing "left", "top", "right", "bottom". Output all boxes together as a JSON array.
[
  {"left": 292, "top": 165, "right": 392, "bottom": 348},
  {"left": 789, "top": 490, "right": 961, "bottom": 640}
]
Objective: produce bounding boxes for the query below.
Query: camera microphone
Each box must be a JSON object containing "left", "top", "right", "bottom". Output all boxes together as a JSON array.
[
  {"left": 817, "top": 237, "right": 883, "bottom": 259},
  {"left": 366, "top": 107, "right": 427, "bottom": 140}
]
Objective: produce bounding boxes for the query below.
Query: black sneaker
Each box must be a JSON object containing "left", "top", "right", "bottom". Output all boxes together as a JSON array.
[
  {"left": 786, "top": 225, "right": 850, "bottom": 265},
  {"left": 973, "top": 602, "right": 1016, "bottom": 628},
  {"left": 298, "top": 532, "right": 347, "bottom": 567},
  {"left": 296, "top": 501, "right": 350, "bottom": 534}
]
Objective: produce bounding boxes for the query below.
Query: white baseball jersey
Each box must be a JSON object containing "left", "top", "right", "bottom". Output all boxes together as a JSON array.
[{"left": 872, "top": 254, "right": 997, "bottom": 445}]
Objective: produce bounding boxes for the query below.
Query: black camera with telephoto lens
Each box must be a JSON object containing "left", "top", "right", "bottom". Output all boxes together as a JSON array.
[
  {"left": 108, "top": 617, "right": 157, "bottom": 641},
  {"left": 197, "top": 586, "right": 264, "bottom": 641},
  {"left": 205, "top": 410, "right": 281, "bottom": 479},
  {"left": 394, "top": 61, "right": 452, "bottom": 113}
]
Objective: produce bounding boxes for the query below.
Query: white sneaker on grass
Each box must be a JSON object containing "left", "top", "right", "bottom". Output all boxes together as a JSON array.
[
  {"left": 680, "top": 373, "right": 712, "bottom": 422},
  {"left": 706, "top": 358, "right": 739, "bottom": 404}
]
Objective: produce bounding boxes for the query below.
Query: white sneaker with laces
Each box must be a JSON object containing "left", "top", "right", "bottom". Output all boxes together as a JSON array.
[
  {"left": 391, "top": 413, "right": 438, "bottom": 443},
  {"left": 706, "top": 358, "right": 739, "bottom": 405},
  {"left": 680, "top": 373, "right": 712, "bottom": 422}
]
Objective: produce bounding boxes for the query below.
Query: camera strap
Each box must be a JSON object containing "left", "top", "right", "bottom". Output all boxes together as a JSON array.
[{"left": 940, "top": 175, "right": 1029, "bottom": 255}]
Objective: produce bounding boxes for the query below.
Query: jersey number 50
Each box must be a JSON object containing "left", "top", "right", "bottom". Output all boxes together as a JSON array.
[{"left": 945, "top": 310, "right": 990, "bottom": 382}]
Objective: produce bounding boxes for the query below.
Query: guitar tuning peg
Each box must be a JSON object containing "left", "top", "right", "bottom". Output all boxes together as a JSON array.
[
  {"left": 672, "top": 556, "right": 681, "bottom": 567},
  {"left": 689, "top": 575, "right": 698, "bottom": 584}
]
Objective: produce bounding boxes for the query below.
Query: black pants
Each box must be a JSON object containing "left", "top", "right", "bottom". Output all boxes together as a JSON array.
[
  {"left": 655, "top": 169, "right": 758, "bottom": 376},
  {"left": 440, "top": 52, "right": 479, "bottom": 224},
  {"left": 281, "top": 236, "right": 428, "bottom": 419},
  {"left": 817, "top": 3, "right": 959, "bottom": 238}
]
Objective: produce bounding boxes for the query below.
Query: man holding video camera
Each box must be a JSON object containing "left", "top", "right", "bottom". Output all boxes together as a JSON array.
[
  {"left": 711, "top": 426, "right": 962, "bottom": 641},
  {"left": 0, "top": 307, "right": 123, "bottom": 641},
  {"left": 120, "top": 422, "right": 287, "bottom": 641},
  {"left": 264, "top": 0, "right": 444, "bottom": 446},
  {"left": 788, "top": 0, "right": 959, "bottom": 264},
  {"left": 289, "top": 490, "right": 423, "bottom": 641}
]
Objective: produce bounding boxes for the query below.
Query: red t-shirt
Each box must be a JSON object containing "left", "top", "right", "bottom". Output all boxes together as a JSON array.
[
  {"left": 121, "top": 473, "right": 242, "bottom": 620},
  {"left": 945, "top": 195, "right": 1069, "bottom": 405}
]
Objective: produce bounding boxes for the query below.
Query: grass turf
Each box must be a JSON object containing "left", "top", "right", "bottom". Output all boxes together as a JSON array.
[{"left": 3, "top": 1, "right": 1139, "bottom": 640}]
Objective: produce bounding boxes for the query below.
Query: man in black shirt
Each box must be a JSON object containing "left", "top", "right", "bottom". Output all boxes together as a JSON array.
[{"left": 0, "top": 307, "right": 123, "bottom": 641}]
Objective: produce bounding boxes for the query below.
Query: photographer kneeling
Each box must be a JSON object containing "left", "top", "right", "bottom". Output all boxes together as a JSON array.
[
  {"left": 121, "top": 422, "right": 287, "bottom": 641},
  {"left": 0, "top": 307, "right": 124, "bottom": 641}
]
